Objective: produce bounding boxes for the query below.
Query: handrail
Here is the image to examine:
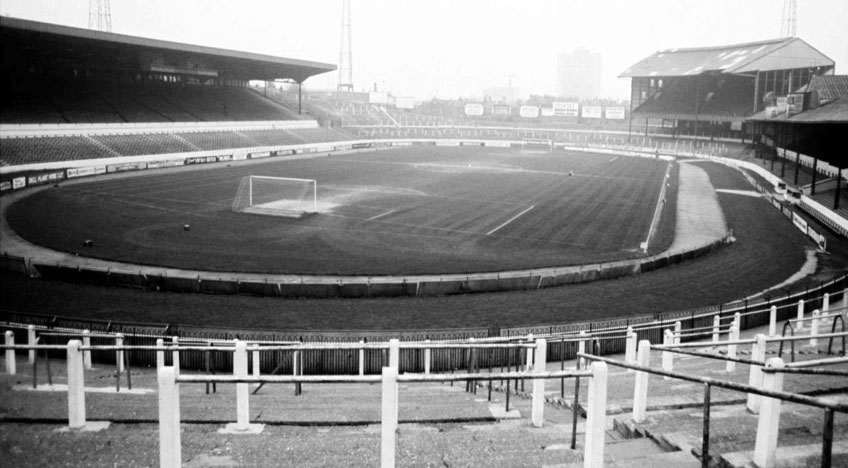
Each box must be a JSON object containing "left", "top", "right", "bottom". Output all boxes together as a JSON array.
[
  {"left": 577, "top": 353, "right": 847, "bottom": 412},
  {"left": 654, "top": 347, "right": 764, "bottom": 366},
  {"left": 652, "top": 338, "right": 755, "bottom": 349},
  {"left": 785, "top": 356, "right": 848, "bottom": 368}
]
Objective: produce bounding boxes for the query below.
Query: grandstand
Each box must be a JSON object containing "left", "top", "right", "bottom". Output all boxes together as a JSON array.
[{"left": 621, "top": 38, "right": 835, "bottom": 139}]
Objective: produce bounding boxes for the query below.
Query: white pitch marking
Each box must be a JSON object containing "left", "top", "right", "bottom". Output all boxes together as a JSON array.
[
  {"left": 609, "top": 157, "right": 618, "bottom": 162},
  {"left": 486, "top": 205, "right": 535, "bottom": 236},
  {"left": 367, "top": 209, "right": 397, "bottom": 221},
  {"left": 715, "top": 189, "right": 762, "bottom": 198}
]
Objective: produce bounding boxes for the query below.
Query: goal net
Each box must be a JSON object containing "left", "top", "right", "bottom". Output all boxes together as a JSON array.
[{"left": 232, "top": 176, "right": 317, "bottom": 218}]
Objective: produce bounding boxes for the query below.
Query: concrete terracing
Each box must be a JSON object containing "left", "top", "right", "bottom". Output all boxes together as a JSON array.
[{"left": 2, "top": 312, "right": 845, "bottom": 467}]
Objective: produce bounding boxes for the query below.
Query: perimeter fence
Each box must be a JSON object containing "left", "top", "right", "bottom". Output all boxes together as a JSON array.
[{"left": 2, "top": 273, "right": 844, "bottom": 375}]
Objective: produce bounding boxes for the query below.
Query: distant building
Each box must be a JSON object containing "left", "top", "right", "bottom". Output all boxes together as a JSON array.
[
  {"left": 556, "top": 48, "right": 602, "bottom": 100},
  {"left": 482, "top": 86, "right": 519, "bottom": 104}
]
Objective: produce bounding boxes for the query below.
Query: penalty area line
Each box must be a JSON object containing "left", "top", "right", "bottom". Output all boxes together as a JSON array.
[
  {"left": 366, "top": 209, "right": 397, "bottom": 221},
  {"left": 486, "top": 205, "right": 535, "bottom": 236}
]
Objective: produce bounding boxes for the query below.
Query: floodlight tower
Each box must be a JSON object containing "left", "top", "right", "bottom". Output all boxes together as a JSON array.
[
  {"left": 88, "top": 0, "right": 112, "bottom": 32},
  {"left": 337, "top": 0, "right": 354, "bottom": 92},
  {"left": 780, "top": 0, "right": 797, "bottom": 38}
]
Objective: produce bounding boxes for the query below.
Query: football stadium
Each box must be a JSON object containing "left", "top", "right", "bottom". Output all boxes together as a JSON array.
[{"left": 1, "top": 2, "right": 847, "bottom": 467}]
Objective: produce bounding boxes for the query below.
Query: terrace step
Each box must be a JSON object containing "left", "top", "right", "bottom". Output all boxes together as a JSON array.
[{"left": 718, "top": 440, "right": 848, "bottom": 468}]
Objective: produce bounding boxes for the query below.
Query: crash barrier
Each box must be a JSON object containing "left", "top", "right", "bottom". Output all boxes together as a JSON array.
[
  {"left": 581, "top": 349, "right": 848, "bottom": 468},
  {"left": 1, "top": 338, "right": 607, "bottom": 468},
  {"left": 3, "top": 285, "right": 846, "bottom": 375}
]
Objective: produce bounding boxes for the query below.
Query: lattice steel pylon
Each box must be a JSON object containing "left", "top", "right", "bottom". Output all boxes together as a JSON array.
[
  {"left": 337, "top": 0, "right": 353, "bottom": 92},
  {"left": 88, "top": 0, "right": 112, "bottom": 32},
  {"left": 780, "top": 0, "right": 797, "bottom": 38}
]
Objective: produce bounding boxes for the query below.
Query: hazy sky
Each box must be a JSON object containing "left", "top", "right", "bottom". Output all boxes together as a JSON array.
[{"left": 2, "top": 0, "right": 846, "bottom": 100}]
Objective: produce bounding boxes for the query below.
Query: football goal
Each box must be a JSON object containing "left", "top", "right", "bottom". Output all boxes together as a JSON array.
[{"left": 232, "top": 176, "right": 317, "bottom": 218}]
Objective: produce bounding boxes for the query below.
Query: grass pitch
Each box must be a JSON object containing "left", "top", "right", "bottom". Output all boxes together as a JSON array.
[{"left": 7, "top": 146, "right": 673, "bottom": 275}]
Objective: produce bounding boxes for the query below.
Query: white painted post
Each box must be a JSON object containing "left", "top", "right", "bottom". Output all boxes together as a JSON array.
[
  {"left": 673, "top": 321, "right": 681, "bottom": 346},
  {"left": 156, "top": 339, "right": 164, "bottom": 370},
  {"left": 423, "top": 339, "right": 431, "bottom": 375},
  {"left": 380, "top": 366, "right": 399, "bottom": 468},
  {"left": 525, "top": 334, "right": 534, "bottom": 371},
  {"left": 712, "top": 315, "right": 720, "bottom": 343},
  {"left": 632, "top": 340, "right": 651, "bottom": 423},
  {"left": 389, "top": 339, "right": 400, "bottom": 371},
  {"left": 158, "top": 366, "right": 181, "bottom": 468},
  {"left": 82, "top": 330, "right": 92, "bottom": 370},
  {"left": 661, "top": 329, "right": 673, "bottom": 379},
  {"left": 625, "top": 327, "right": 636, "bottom": 370},
  {"left": 768, "top": 306, "right": 777, "bottom": 337},
  {"left": 359, "top": 340, "right": 365, "bottom": 376},
  {"left": 823, "top": 293, "right": 830, "bottom": 313},
  {"left": 66, "top": 340, "right": 85, "bottom": 429},
  {"left": 753, "top": 358, "right": 785, "bottom": 468},
  {"left": 797, "top": 299, "right": 805, "bottom": 321},
  {"left": 27, "top": 326, "right": 36, "bottom": 364},
  {"left": 171, "top": 336, "right": 180, "bottom": 375},
  {"left": 293, "top": 349, "right": 299, "bottom": 377},
  {"left": 746, "top": 334, "right": 767, "bottom": 413},
  {"left": 577, "top": 331, "right": 586, "bottom": 369},
  {"left": 810, "top": 310, "right": 820, "bottom": 347},
  {"left": 234, "top": 340, "right": 249, "bottom": 430},
  {"left": 531, "top": 338, "right": 547, "bottom": 428},
  {"left": 252, "top": 345, "right": 260, "bottom": 381},
  {"left": 726, "top": 319, "right": 739, "bottom": 373},
  {"left": 115, "top": 333, "right": 125, "bottom": 373},
  {"left": 4, "top": 331, "right": 15, "bottom": 375},
  {"left": 583, "top": 361, "right": 609, "bottom": 468}
]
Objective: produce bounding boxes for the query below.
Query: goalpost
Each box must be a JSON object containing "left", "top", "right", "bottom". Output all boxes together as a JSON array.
[{"left": 232, "top": 175, "right": 317, "bottom": 218}]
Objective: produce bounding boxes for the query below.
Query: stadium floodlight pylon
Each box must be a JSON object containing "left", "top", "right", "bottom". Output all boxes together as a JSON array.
[{"left": 232, "top": 176, "right": 317, "bottom": 218}]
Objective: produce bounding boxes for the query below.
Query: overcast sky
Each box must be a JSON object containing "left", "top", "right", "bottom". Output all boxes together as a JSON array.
[{"left": 2, "top": 0, "right": 846, "bottom": 100}]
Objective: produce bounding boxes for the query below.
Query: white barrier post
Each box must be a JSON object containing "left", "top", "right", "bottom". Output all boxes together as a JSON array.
[
  {"left": 525, "top": 334, "right": 534, "bottom": 371},
  {"left": 746, "top": 334, "right": 767, "bottom": 413},
  {"left": 823, "top": 293, "right": 830, "bottom": 313},
  {"left": 673, "top": 321, "right": 681, "bottom": 346},
  {"left": 768, "top": 306, "right": 777, "bottom": 337},
  {"left": 661, "top": 329, "right": 673, "bottom": 379},
  {"left": 389, "top": 339, "right": 400, "bottom": 371},
  {"left": 66, "top": 340, "right": 85, "bottom": 429},
  {"left": 27, "top": 325, "right": 36, "bottom": 364},
  {"left": 632, "top": 340, "right": 651, "bottom": 422},
  {"left": 712, "top": 315, "right": 720, "bottom": 343},
  {"left": 252, "top": 345, "right": 260, "bottom": 382},
  {"left": 234, "top": 340, "right": 249, "bottom": 430},
  {"left": 424, "top": 339, "right": 431, "bottom": 375},
  {"left": 4, "top": 331, "right": 15, "bottom": 375},
  {"left": 116, "top": 333, "right": 125, "bottom": 373},
  {"left": 797, "top": 299, "right": 805, "bottom": 321},
  {"left": 531, "top": 338, "right": 547, "bottom": 428},
  {"left": 359, "top": 340, "right": 365, "bottom": 376},
  {"left": 380, "top": 366, "right": 399, "bottom": 468},
  {"left": 624, "top": 326, "right": 635, "bottom": 364},
  {"left": 726, "top": 319, "right": 739, "bottom": 373},
  {"left": 171, "top": 336, "right": 180, "bottom": 375},
  {"left": 583, "top": 361, "right": 609, "bottom": 468},
  {"left": 577, "top": 331, "right": 586, "bottom": 369},
  {"left": 158, "top": 366, "right": 181, "bottom": 468},
  {"left": 156, "top": 339, "right": 164, "bottom": 370},
  {"left": 82, "top": 330, "right": 92, "bottom": 370},
  {"left": 753, "top": 358, "right": 785, "bottom": 468},
  {"left": 810, "top": 310, "right": 820, "bottom": 347}
]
